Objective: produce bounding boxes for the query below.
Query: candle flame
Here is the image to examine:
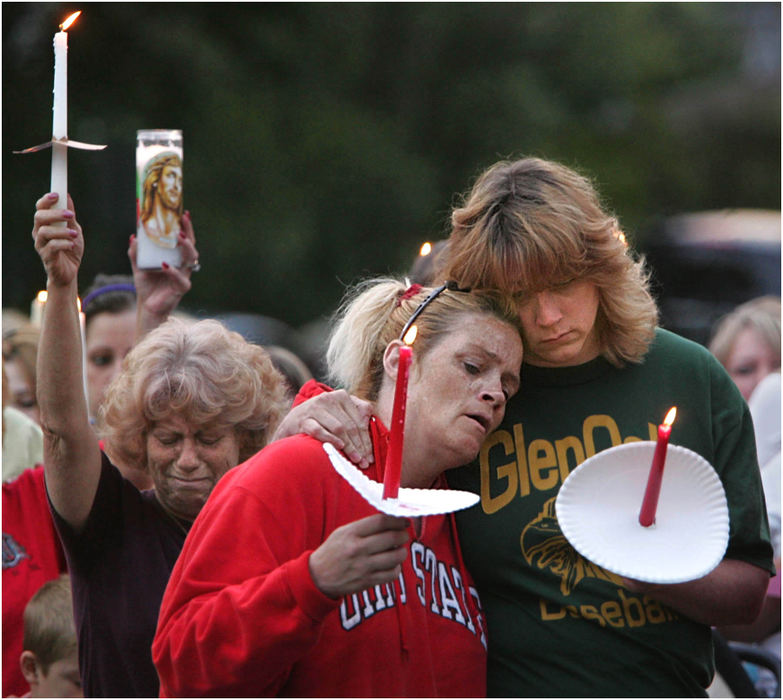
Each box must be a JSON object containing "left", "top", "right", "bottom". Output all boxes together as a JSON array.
[
  {"left": 61, "top": 11, "right": 81, "bottom": 31},
  {"left": 403, "top": 324, "right": 418, "bottom": 346},
  {"left": 663, "top": 406, "right": 677, "bottom": 427},
  {"left": 36, "top": 290, "right": 48, "bottom": 304},
  {"left": 419, "top": 241, "right": 432, "bottom": 257}
]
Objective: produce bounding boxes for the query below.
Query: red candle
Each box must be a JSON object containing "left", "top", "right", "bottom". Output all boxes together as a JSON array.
[
  {"left": 639, "top": 407, "right": 677, "bottom": 526},
  {"left": 383, "top": 329, "right": 416, "bottom": 499}
]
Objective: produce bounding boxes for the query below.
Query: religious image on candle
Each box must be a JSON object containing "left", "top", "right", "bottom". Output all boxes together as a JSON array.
[{"left": 136, "top": 129, "right": 183, "bottom": 269}]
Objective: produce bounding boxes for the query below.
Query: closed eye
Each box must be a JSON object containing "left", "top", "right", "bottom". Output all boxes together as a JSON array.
[
  {"left": 154, "top": 434, "right": 179, "bottom": 446},
  {"left": 198, "top": 435, "right": 223, "bottom": 446},
  {"left": 733, "top": 365, "right": 757, "bottom": 376}
]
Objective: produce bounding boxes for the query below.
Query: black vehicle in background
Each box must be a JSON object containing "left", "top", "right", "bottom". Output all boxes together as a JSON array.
[{"left": 640, "top": 210, "right": 781, "bottom": 347}]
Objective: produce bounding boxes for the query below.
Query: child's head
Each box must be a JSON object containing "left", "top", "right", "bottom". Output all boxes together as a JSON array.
[{"left": 20, "top": 575, "right": 82, "bottom": 698}]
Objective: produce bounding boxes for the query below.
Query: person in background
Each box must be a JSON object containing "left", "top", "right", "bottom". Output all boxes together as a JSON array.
[
  {"left": 3, "top": 194, "right": 201, "bottom": 697},
  {"left": 708, "top": 296, "right": 781, "bottom": 402},
  {"left": 83, "top": 218, "right": 198, "bottom": 420},
  {"left": 153, "top": 278, "right": 523, "bottom": 697},
  {"left": 2, "top": 308, "right": 31, "bottom": 337},
  {"left": 32, "top": 193, "right": 289, "bottom": 697},
  {"left": 78, "top": 209, "right": 198, "bottom": 490},
  {"left": 2, "top": 324, "right": 41, "bottom": 425},
  {"left": 717, "top": 370, "right": 781, "bottom": 683},
  {"left": 276, "top": 157, "right": 773, "bottom": 696},
  {"left": 709, "top": 299, "right": 781, "bottom": 674},
  {"left": 79, "top": 273, "right": 136, "bottom": 421},
  {"left": 2, "top": 364, "right": 43, "bottom": 482},
  {"left": 748, "top": 371, "right": 781, "bottom": 561},
  {"left": 3, "top": 463, "right": 66, "bottom": 698},
  {"left": 19, "top": 575, "right": 82, "bottom": 698}
]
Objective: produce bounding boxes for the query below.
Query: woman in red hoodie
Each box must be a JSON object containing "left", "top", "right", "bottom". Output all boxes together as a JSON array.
[{"left": 153, "top": 278, "right": 524, "bottom": 697}]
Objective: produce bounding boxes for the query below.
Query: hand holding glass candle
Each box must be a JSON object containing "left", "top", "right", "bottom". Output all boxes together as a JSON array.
[
  {"left": 382, "top": 325, "right": 417, "bottom": 500},
  {"left": 639, "top": 406, "right": 678, "bottom": 526}
]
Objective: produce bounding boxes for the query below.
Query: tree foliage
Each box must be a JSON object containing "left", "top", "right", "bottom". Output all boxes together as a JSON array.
[{"left": 3, "top": 2, "right": 779, "bottom": 331}]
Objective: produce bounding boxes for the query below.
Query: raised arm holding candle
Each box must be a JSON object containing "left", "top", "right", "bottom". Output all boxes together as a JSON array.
[
  {"left": 31, "top": 193, "right": 284, "bottom": 698},
  {"left": 152, "top": 279, "right": 523, "bottom": 697},
  {"left": 31, "top": 192, "right": 200, "bottom": 490}
]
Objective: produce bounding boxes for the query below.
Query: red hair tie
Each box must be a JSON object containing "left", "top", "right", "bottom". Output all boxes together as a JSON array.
[{"left": 397, "top": 283, "right": 422, "bottom": 307}]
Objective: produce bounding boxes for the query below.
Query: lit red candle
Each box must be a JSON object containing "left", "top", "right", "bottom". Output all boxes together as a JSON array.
[
  {"left": 383, "top": 325, "right": 417, "bottom": 500},
  {"left": 639, "top": 406, "right": 677, "bottom": 526}
]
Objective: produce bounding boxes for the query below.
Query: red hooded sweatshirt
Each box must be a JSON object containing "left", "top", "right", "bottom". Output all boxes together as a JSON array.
[{"left": 153, "top": 381, "right": 487, "bottom": 697}]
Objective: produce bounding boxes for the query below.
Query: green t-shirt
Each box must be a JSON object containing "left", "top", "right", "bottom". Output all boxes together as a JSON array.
[{"left": 449, "top": 328, "right": 774, "bottom": 697}]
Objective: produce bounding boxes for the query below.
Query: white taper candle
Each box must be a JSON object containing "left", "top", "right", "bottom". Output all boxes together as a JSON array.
[{"left": 51, "top": 29, "right": 68, "bottom": 213}]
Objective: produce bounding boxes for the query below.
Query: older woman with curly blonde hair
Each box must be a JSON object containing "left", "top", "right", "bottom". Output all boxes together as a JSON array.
[
  {"left": 32, "top": 193, "right": 288, "bottom": 698},
  {"left": 99, "top": 317, "right": 286, "bottom": 516}
]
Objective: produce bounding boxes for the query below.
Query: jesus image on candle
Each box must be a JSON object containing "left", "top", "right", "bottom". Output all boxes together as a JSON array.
[{"left": 138, "top": 152, "right": 183, "bottom": 249}]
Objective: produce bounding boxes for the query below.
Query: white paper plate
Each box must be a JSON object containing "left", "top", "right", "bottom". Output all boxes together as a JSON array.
[
  {"left": 555, "top": 442, "right": 729, "bottom": 584},
  {"left": 323, "top": 443, "right": 480, "bottom": 516}
]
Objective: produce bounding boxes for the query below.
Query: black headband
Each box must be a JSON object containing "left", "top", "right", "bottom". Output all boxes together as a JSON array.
[{"left": 398, "top": 281, "right": 471, "bottom": 341}]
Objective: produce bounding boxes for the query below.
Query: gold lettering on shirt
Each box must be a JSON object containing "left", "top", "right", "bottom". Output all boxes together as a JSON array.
[
  {"left": 479, "top": 430, "right": 517, "bottom": 514},
  {"left": 479, "top": 416, "right": 659, "bottom": 512},
  {"left": 538, "top": 590, "right": 678, "bottom": 628}
]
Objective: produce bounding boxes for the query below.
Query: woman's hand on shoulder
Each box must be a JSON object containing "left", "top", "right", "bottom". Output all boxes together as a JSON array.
[{"left": 273, "top": 390, "right": 374, "bottom": 468}]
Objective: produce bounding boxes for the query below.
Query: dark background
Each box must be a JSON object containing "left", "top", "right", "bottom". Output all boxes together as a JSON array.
[{"left": 4, "top": 3, "right": 780, "bottom": 366}]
